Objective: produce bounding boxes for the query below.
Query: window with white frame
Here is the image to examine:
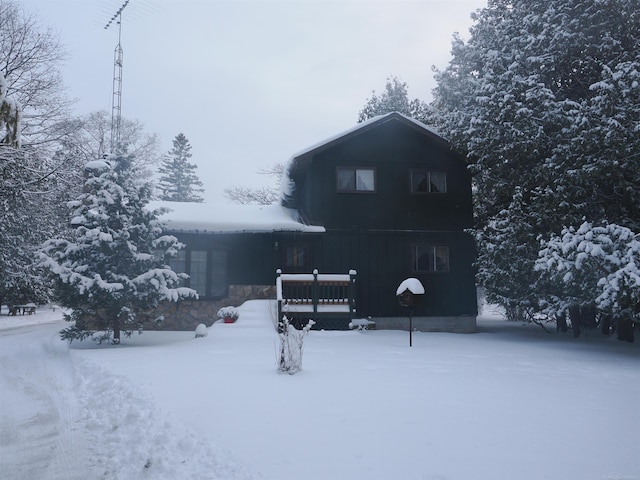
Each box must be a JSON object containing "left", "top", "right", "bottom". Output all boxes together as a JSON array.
[
  {"left": 337, "top": 167, "right": 376, "bottom": 192},
  {"left": 412, "top": 245, "right": 449, "bottom": 272},
  {"left": 410, "top": 170, "right": 447, "bottom": 193}
]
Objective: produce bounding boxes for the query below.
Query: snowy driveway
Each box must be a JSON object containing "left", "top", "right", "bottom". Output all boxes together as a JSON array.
[
  {"left": 0, "top": 313, "right": 255, "bottom": 480},
  {"left": 0, "top": 321, "right": 87, "bottom": 479}
]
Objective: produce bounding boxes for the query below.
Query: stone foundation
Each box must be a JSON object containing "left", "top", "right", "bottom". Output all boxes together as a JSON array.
[
  {"left": 151, "top": 285, "right": 276, "bottom": 331},
  {"left": 372, "top": 315, "right": 477, "bottom": 333}
]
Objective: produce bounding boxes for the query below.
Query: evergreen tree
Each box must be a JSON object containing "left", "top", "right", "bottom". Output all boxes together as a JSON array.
[
  {"left": 40, "top": 155, "right": 196, "bottom": 343},
  {"left": 157, "top": 133, "right": 204, "bottom": 202},
  {"left": 432, "top": 0, "right": 640, "bottom": 321},
  {"left": 536, "top": 222, "right": 640, "bottom": 341},
  {"left": 358, "top": 76, "right": 431, "bottom": 123}
]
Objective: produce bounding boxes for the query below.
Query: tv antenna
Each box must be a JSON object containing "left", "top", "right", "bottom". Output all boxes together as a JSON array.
[{"left": 104, "top": 0, "right": 130, "bottom": 154}]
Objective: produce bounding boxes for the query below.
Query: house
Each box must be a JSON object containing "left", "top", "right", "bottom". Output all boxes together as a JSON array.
[{"left": 152, "top": 112, "right": 477, "bottom": 332}]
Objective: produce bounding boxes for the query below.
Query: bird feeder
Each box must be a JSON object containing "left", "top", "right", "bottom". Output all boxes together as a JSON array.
[{"left": 396, "top": 278, "right": 425, "bottom": 346}]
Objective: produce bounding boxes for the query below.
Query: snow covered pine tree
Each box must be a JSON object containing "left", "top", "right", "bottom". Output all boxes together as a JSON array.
[
  {"left": 157, "top": 133, "right": 204, "bottom": 202},
  {"left": 40, "top": 155, "right": 197, "bottom": 343},
  {"left": 432, "top": 0, "right": 640, "bottom": 324}
]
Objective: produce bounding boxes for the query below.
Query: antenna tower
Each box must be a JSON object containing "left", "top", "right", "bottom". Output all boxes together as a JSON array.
[{"left": 104, "top": 0, "right": 130, "bottom": 153}]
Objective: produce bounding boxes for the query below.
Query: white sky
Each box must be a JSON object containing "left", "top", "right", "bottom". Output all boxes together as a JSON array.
[{"left": 21, "top": 0, "right": 486, "bottom": 202}]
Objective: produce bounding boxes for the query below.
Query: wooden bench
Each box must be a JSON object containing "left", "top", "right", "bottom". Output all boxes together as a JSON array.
[{"left": 276, "top": 269, "right": 356, "bottom": 330}]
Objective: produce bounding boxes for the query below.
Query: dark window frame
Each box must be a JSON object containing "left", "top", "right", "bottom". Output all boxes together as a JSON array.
[
  {"left": 336, "top": 166, "right": 377, "bottom": 193},
  {"left": 283, "top": 243, "right": 310, "bottom": 273},
  {"left": 189, "top": 249, "right": 208, "bottom": 297},
  {"left": 410, "top": 169, "right": 447, "bottom": 194}
]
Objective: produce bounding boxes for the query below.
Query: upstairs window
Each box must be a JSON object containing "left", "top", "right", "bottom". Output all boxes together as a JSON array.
[
  {"left": 411, "top": 170, "right": 447, "bottom": 193},
  {"left": 337, "top": 167, "right": 376, "bottom": 192},
  {"left": 412, "top": 245, "right": 449, "bottom": 273}
]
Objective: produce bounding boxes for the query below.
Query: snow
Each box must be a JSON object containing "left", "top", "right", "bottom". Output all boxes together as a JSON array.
[
  {"left": 84, "top": 160, "right": 110, "bottom": 171},
  {"left": 2, "top": 301, "right": 640, "bottom": 480},
  {"left": 147, "top": 200, "right": 325, "bottom": 234},
  {"left": 396, "top": 277, "right": 426, "bottom": 295}
]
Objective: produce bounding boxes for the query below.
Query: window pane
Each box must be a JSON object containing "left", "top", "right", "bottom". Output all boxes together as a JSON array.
[
  {"left": 414, "top": 246, "right": 432, "bottom": 272},
  {"left": 168, "top": 250, "right": 187, "bottom": 286},
  {"left": 190, "top": 250, "right": 207, "bottom": 296},
  {"left": 413, "top": 245, "right": 449, "bottom": 272},
  {"left": 434, "top": 246, "right": 449, "bottom": 271},
  {"left": 356, "top": 169, "right": 375, "bottom": 191},
  {"left": 337, "top": 168, "right": 355, "bottom": 191},
  {"left": 168, "top": 249, "right": 186, "bottom": 272},
  {"left": 430, "top": 172, "right": 447, "bottom": 193},
  {"left": 210, "top": 250, "right": 228, "bottom": 298},
  {"left": 286, "top": 245, "right": 306, "bottom": 269},
  {"left": 411, "top": 171, "right": 429, "bottom": 192}
]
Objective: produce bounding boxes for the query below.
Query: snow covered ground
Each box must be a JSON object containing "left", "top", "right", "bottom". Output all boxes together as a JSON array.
[{"left": 1, "top": 301, "right": 639, "bottom": 480}]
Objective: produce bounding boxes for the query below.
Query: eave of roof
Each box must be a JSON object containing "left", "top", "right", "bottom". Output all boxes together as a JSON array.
[{"left": 148, "top": 201, "right": 325, "bottom": 234}]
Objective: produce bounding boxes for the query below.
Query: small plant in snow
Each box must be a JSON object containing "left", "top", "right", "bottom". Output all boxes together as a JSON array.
[
  {"left": 194, "top": 323, "right": 208, "bottom": 338},
  {"left": 217, "top": 306, "right": 239, "bottom": 321},
  {"left": 277, "top": 316, "right": 315, "bottom": 374}
]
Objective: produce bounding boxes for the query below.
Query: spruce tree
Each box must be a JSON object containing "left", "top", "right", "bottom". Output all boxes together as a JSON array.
[
  {"left": 358, "top": 76, "right": 431, "bottom": 123},
  {"left": 40, "top": 155, "right": 196, "bottom": 343},
  {"left": 432, "top": 0, "right": 640, "bottom": 320},
  {"left": 157, "top": 133, "right": 204, "bottom": 202}
]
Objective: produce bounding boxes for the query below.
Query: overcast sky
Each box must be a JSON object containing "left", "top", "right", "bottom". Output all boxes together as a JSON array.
[{"left": 21, "top": 0, "right": 486, "bottom": 202}]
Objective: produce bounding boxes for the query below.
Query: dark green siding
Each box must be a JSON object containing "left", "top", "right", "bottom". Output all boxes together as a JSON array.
[
  {"left": 169, "top": 114, "right": 477, "bottom": 323},
  {"left": 316, "top": 230, "right": 477, "bottom": 318},
  {"left": 293, "top": 121, "right": 473, "bottom": 232}
]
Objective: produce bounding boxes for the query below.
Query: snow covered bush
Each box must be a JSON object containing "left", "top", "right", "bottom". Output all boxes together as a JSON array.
[
  {"left": 536, "top": 222, "right": 640, "bottom": 340},
  {"left": 194, "top": 323, "right": 208, "bottom": 338},
  {"left": 217, "top": 306, "right": 239, "bottom": 322},
  {"left": 39, "top": 155, "right": 197, "bottom": 344},
  {"left": 277, "top": 316, "right": 314, "bottom": 374}
]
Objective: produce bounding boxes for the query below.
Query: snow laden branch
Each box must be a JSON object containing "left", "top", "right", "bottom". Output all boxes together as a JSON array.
[{"left": 536, "top": 222, "right": 640, "bottom": 326}]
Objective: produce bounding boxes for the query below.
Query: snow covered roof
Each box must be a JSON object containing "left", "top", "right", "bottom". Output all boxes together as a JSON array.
[
  {"left": 289, "top": 112, "right": 445, "bottom": 163},
  {"left": 148, "top": 200, "right": 325, "bottom": 234},
  {"left": 396, "top": 278, "right": 425, "bottom": 296}
]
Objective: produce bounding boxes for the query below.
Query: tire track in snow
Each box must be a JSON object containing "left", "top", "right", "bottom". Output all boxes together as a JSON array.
[
  {"left": 0, "top": 324, "right": 89, "bottom": 480},
  {"left": 72, "top": 355, "right": 260, "bottom": 479}
]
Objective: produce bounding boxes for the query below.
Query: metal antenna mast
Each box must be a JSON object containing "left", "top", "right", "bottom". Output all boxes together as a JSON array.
[{"left": 104, "top": 0, "right": 130, "bottom": 154}]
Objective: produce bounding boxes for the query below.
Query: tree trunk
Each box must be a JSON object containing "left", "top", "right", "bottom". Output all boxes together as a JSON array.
[
  {"left": 113, "top": 317, "right": 121, "bottom": 345},
  {"left": 556, "top": 311, "right": 568, "bottom": 333},
  {"left": 617, "top": 318, "right": 634, "bottom": 343},
  {"left": 568, "top": 304, "right": 582, "bottom": 338},
  {"left": 600, "top": 315, "right": 614, "bottom": 336}
]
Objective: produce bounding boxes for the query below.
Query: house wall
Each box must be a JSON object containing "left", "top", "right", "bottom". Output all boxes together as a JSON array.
[
  {"left": 316, "top": 230, "right": 478, "bottom": 320},
  {"left": 293, "top": 121, "right": 473, "bottom": 232},
  {"left": 159, "top": 115, "right": 477, "bottom": 332}
]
